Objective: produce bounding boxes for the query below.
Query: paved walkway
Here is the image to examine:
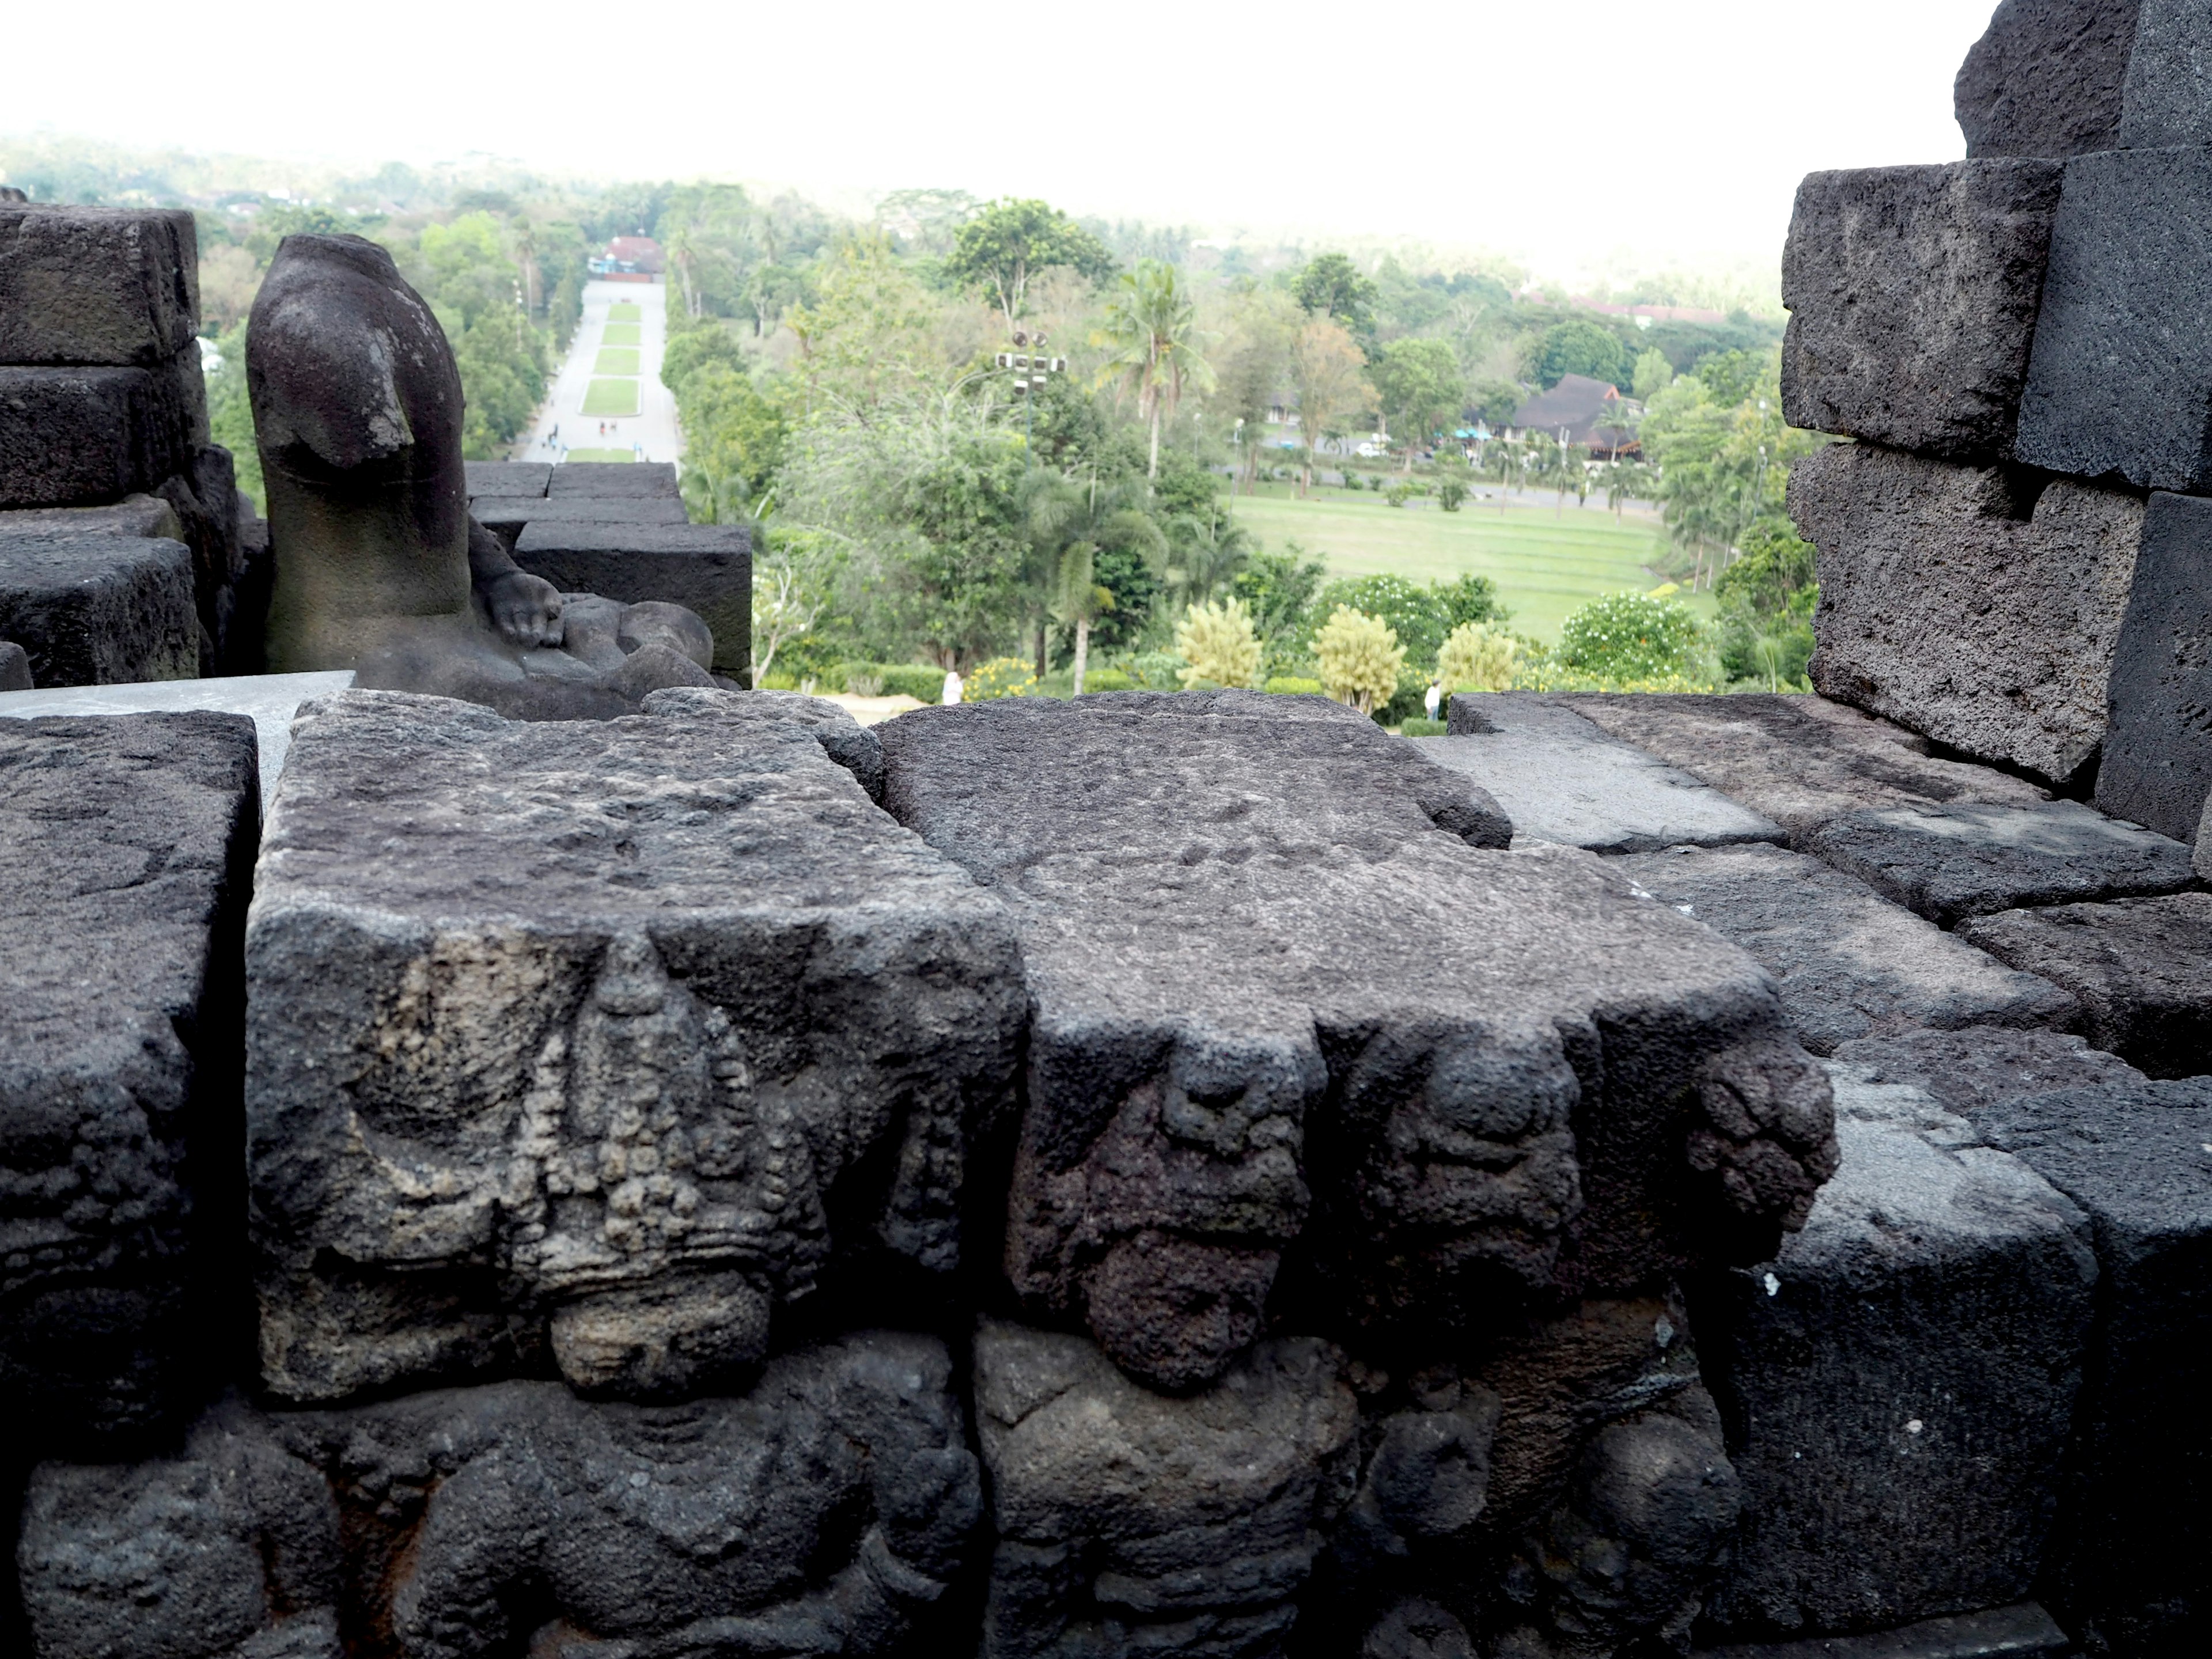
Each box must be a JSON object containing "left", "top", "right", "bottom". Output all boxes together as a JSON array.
[{"left": 516, "top": 279, "right": 684, "bottom": 467}]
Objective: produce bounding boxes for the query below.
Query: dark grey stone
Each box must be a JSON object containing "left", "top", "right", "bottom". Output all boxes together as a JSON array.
[
  {"left": 0, "top": 350, "right": 207, "bottom": 508},
  {"left": 1613, "top": 844, "right": 2078, "bottom": 1056},
  {"left": 514, "top": 519, "right": 751, "bottom": 676},
  {"left": 728, "top": 688, "right": 887, "bottom": 800},
  {"left": 245, "top": 689, "right": 1024, "bottom": 1402},
  {"left": 1793, "top": 444, "right": 2143, "bottom": 785},
  {"left": 2118, "top": 0, "right": 2212, "bottom": 145},
  {"left": 2014, "top": 144, "right": 2212, "bottom": 491},
  {"left": 1954, "top": 0, "right": 2139, "bottom": 157},
  {"left": 1978, "top": 1077, "right": 2212, "bottom": 1656},
  {"left": 974, "top": 1319, "right": 1358, "bottom": 1659},
  {"left": 1802, "top": 799, "right": 2197, "bottom": 925},
  {"left": 1958, "top": 893, "right": 2212, "bottom": 1077},
  {"left": 1557, "top": 694, "right": 2052, "bottom": 843},
  {"left": 0, "top": 492, "right": 183, "bottom": 541},
  {"left": 1695, "top": 1600, "right": 2073, "bottom": 1659},
  {"left": 1831, "top": 1023, "right": 2148, "bottom": 1115},
  {"left": 550, "top": 459, "right": 681, "bottom": 498},
  {"left": 1781, "top": 162, "right": 2062, "bottom": 460},
  {"left": 0, "top": 713, "right": 260, "bottom": 1448},
  {"left": 0, "top": 205, "right": 200, "bottom": 366},
  {"left": 2095, "top": 490, "right": 2212, "bottom": 844},
  {"left": 461, "top": 459, "right": 549, "bottom": 498},
  {"left": 471, "top": 491, "right": 690, "bottom": 547},
  {"left": 879, "top": 695, "right": 1836, "bottom": 1387},
  {"left": 0, "top": 532, "right": 198, "bottom": 686},
  {"left": 0, "top": 639, "right": 28, "bottom": 690},
  {"left": 2200, "top": 794, "right": 2212, "bottom": 878},
  {"left": 1694, "top": 1066, "right": 2096, "bottom": 1638},
  {"left": 1420, "top": 694, "right": 1782, "bottom": 853}
]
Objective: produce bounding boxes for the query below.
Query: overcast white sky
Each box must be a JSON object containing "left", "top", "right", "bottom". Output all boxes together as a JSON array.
[{"left": 9, "top": 0, "right": 2000, "bottom": 279}]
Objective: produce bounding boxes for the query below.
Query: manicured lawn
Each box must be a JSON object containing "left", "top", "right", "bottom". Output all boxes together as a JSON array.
[
  {"left": 580, "top": 378, "right": 641, "bottom": 417},
  {"left": 607, "top": 302, "right": 642, "bottom": 321},
  {"left": 1226, "top": 487, "right": 1694, "bottom": 642},
  {"left": 562, "top": 448, "right": 634, "bottom": 462},
  {"left": 602, "top": 323, "right": 642, "bottom": 346},
  {"left": 593, "top": 347, "right": 641, "bottom": 376}
]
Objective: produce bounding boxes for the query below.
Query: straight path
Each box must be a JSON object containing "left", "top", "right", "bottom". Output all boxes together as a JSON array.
[{"left": 516, "top": 278, "right": 684, "bottom": 466}]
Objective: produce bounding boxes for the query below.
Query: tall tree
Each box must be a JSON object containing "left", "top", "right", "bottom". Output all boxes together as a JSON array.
[
  {"left": 1293, "top": 252, "right": 1378, "bottom": 335},
  {"left": 944, "top": 198, "right": 1115, "bottom": 334},
  {"left": 1366, "top": 338, "right": 1462, "bottom": 471},
  {"left": 1092, "top": 260, "right": 1216, "bottom": 479},
  {"left": 1288, "top": 317, "right": 1368, "bottom": 496}
]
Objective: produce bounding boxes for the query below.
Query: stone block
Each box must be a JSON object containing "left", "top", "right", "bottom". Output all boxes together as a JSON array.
[
  {"left": 0, "top": 492, "right": 184, "bottom": 541},
  {"left": 0, "top": 205, "right": 199, "bottom": 366},
  {"left": 2095, "top": 490, "right": 2212, "bottom": 843},
  {"left": 0, "top": 638, "right": 29, "bottom": 690},
  {"left": 1955, "top": 0, "right": 2138, "bottom": 158},
  {"left": 974, "top": 1319, "right": 1358, "bottom": 1659},
  {"left": 1423, "top": 694, "right": 1782, "bottom": 852},
  {"left": 1555, "top": 694, "right": 2050, "bottom": 843},
  {"left": 471, "top": 491, "right": 690, "bottom": 550},
  {"left": 1693, "top": 1066, "right": 2097, "bottom": 1638},
  {"left": 1803, "top": 800, "right": 2196, "bottom": 925},
  {"left": 1, "top": 713, "right": 260, "bottom": 1447},
  {"left": 1793, "top": 444, "right": 2143, "bottom": 785},
  {"left": 1613, "top": 844, "right": 2078, "bottom": 1056},
  {"left": 1695, "top": 1601, "right": 2073, "bottom": 1659},
  {"left": 1831, "top": 1023, "right": 2148, "bottom": 1114},
  {"left": 245, "top": 689, "right": 1024, "bottom": 1402},
  {"left": 514, "top": 520, "right": 749, "bottom": 675},
  {"left": 550, "top": 459, "right": 680, "bottom": 497},
  {"left": 2014, "top": 143, "right": 2212, "bottom": 491},
  {"left": 0, "top": 349, "right": 208, "bottom": 507},
  {"left": 461, "top": 459, "right": 549, "bottom": 498},
  {"left": 1781, "top": 162, "right": 2062, "bottom": 460},
  {"left": 1958, "top": 893, "right": 2212, "bottom": 1076},
  {"left": 0, "top": 532, "right": 198, "bottom": 686},
  {"left": 1978, "top": 1076, "right": 2212, "bottom": 1654},
  {"left": 880, "top": 695, "right": 1836, "bottom": 1388},
  {"left": 2117, "top": 0, "right": 2212, "bottom": 145}
]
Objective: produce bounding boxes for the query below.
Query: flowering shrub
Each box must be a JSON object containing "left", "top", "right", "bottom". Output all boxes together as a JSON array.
[
  {"left": 964, "top": 658, "right": 1036, "bottom": 700},
  {"left": 1314, "top": 607, "right": 1406, "bottom": 713},
  {"left": 1557, "top": 592, "right": 1708, "bottom": 681},
  {"left": 1436, "top": 621, "right": 1517, "bottom": 693},
  {"left": 1175, "top": 597, "right": 1264, "bottom": 691}
]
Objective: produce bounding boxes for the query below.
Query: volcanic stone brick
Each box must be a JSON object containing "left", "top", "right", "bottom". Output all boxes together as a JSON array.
[
  {"left": 1423, "top": 694, "right": 1783, "bottom": 853},
  {"left": 1695, "top": 1601, "right": 2074, "bottom": 1659},
  {"left": 462, "top": 460, "right": 550, "bottom": 498},
  {"left": 1694, "top": 1066, "right": 2096, "bottom": 1638},
  {"left": 1978, "top": 1077, "right": 2212, "bottom": 1656},
  {"left": 0, "top": 205, "right": 199, "bottom": 366},
  {"left": 1792, "top": 444, "right": 2143, "bottom": 785},
  {"left": 0, "top": 350, "right": 209, "bottom": 507},
  {"left": 0, "top": 493, "right": 183, "bottom": 541},
  {"left": 1831, "top": 1024, "right": 2148, "bottom": 1115},
  {"left": 0, "top": 533, "right": 197, "bottom": 687},
  {"left": 880, "top": 694, "right": 1836, "bottom": 1389},
  {"left": 0, "top": 638, "right": 28, "bottom": 690},
  {"left": 1780, "top": 162, "right": 2062, "bottom": 460},
  {"left": 2117, "top": 0, "right": 2212, "bottom": 145},
  {"left": 471, "top": 493, "right": 690, "bottom": 539},
  {"left": 2095, "top": 491, "right": 2212, "bottom": 844},
  {"left": 1, "top": 713, "right": 260, "bottom": 1447},
  {"left": 974, "top": 1319, "right": 1359, "bottom": 1659},
  {"left": 1612, "top": 844, "right": 2078, "bottom": 1056},
  {"left": 2013, "top": 144, "right": 2212, "bottom": 492},
  {"left": 548, "top": 459, "right": 681, "bottom": 498},
  {"left": 1954, "top": 0, "right": 2139, "bottom": 158},
  {"left": 245, "top": 689, "right": 1024, "bottom": 1403},
  {"left": 1958, "top": 893, "right": 2212, "bottom": 1077},
  {"left": 2201, "top": 795, "right": 2212, "bottom": 878},
  {"left": 513, "top": 520, "right": 750, "bottom": 675}
]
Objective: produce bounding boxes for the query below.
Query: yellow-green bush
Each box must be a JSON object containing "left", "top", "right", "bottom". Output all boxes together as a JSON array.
[
  {"left": 964, "top": 658, "right": 1037, "bottom": 700},
  {"left": 1079, "top": 668, "right": 1135, "bottom": 694},
  {"left": 1175, "top": 597, "right": 1264, "bottom": 691},
  {"left": 1314, "top": 607, "right": 1405, "bottom": 714},
  {"left": 1266, "top": 676, "right": 1324, "bottom": 695},
  {"left": 1436, "top": 621, "right": 1517, "bottom": 694}
]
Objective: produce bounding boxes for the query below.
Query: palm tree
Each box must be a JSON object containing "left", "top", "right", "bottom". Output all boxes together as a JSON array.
[
  {"left": 1092, "top": 259, "right": 1215, "bottom": 480},
  {"left": 1019, "top": 471, "right": 1164, "bottom": 687}
]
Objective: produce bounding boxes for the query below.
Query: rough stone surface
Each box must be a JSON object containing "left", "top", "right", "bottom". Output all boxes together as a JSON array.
[
  {"left": 974, "top": 1319, "right": 1358, "bottom": 1659},
  {"left": 1978, "top": 1078, "right": 2212, "bottom": 1657},
  {"left": 2117, "top": 0, "right": 2212, "bottom": 145},
  {"left": 1780, "top": 162, "right": 2062, "bottom": 460},
  {"left": 1612, "top": 844, "right": 2077, "bottom": 1056},
  {"left": 2094, "top": 490, "right": 2212, "bottom": 843},
  {"left": 2014, "top": 143, "right": 2212, "bottom": 491},
  {"left": 0, "top": 532, "right": 198, "bottom": 686},
  {"left": 1696, "top": 1601, "right": 2073, "bottom": 1659},
  {"left": 1554, "top": 694, "right": 2050, "bottom": 844},
  {"left": 2201, "top": 793, "right": 2212, "bottom": 878},
  {"left": 1957, "top": 893, "right": 2212, "bottom": 1077},
  {"left": 461, "top": 460, "right": 549, "bottom": 498},
  {"left": 1830, "top": 1024, "right": 2148, "bottom": 1116},
  {"left": 1693, "top": 1066, "right": 2096, "bottom": 1638},
  {"left": 549, "top": 460, "right": 681, "bottom": 498},
  {"left": 1, "top": 713, "right": 260, "bottom": 1447},
  {"left": 880, "top": 694, "right": 1836, "bottom": 1387},
  {"left": 1424, "top": 695, "right": 1782, "bottom": 853},
  {"left": 246, "top": 689, "right": 1024, "bottom": 1402},
  {"left": 1792, "top": 442, "right": 2143, "bottom": 785},
  {"left": 0, "top": 352, "right": 207, "bottom": 507},
  {"left": 471, "top": 492, "right": 691, "bottom": 543},
  {"left": 1953, "top": 0, "right": 2139, "bottom": 157},
  {"left": 514, "top": 520, "right": 751, "bottom": 676},
  {"left": 1802, "top": 798, "right": 2197, "bottom": 925},
  {"left": 0, "top": 639, "right": 30, "bottom": 690},
  {"left": 0, "top": 492, "right": 183, "bottom": 541},
  {"left": 0, "top": 205, "right": 200, "bottom": 366}
]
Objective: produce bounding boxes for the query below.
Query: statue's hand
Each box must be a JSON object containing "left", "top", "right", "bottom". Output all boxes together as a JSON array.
[{"left": 484, "top": 571, "right": 565, "bottom": 647}]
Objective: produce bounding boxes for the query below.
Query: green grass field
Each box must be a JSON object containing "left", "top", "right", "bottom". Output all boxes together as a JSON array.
[
  {"left": 607, "top": 302, "right": 642, "bottom": 321},
  {"left": 1226, "top": 487, "right": 1690, "bottom": 642},
  {"left": 602, "top": 323, "right": 642, "bottom": 346},
  {"left": 562, "top": 448, "right": 634, "bottom": 462},
  {"left": 581, "top": 378, "right": 641, "bottom": 417},
  {"left": 593, "top": 347, "right": 641, "bottom": 376}
]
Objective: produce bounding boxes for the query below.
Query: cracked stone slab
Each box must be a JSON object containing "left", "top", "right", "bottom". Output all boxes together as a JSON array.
[
  {"left": 1, "top": 713, "right": 260, "bottom": 1448},
  {"left": 1425, "top": 694, "right": 1782, "bottom": 853},
  {"left": 880, "top": 693, "right": 1836, "bottom": 1388},
  {"left": 1958, "top": 892, "right": 2212, "bottom": 1077},
  {"left": 245, "top": 688, "right": 1024, "bottom": 1403},
  {"left": 1613, "top": 843, "right": 2077, "bottom": 1056},
  {"left": 1694, "top": 1065, "right": 2096, "bottom": 1638},
  {"left": 1831, "top": 1024, "right": 2148, "bottom": 1115}
]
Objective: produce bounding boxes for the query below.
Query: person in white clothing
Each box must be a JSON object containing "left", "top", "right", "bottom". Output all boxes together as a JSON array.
[
  {"left": 1424, "top": 681, "right": 1442, "bottom": 722},
  {"left": 942, "top": 668, "right": 963, "bottom": 705}
]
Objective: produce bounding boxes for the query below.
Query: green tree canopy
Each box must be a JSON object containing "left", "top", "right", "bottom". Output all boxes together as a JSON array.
[
  {"left": 1367, "top": 338, "right": 1463, "bottom": 460},
  {"left": 945, "top": 198, "right": 1115, "bottom": 331},
  {"left": 1293, "top": 252, "right": 1378, "bottom": 334},
  {"left": 1535, "top": 319, "right": 1631, "bottom": 389}
]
